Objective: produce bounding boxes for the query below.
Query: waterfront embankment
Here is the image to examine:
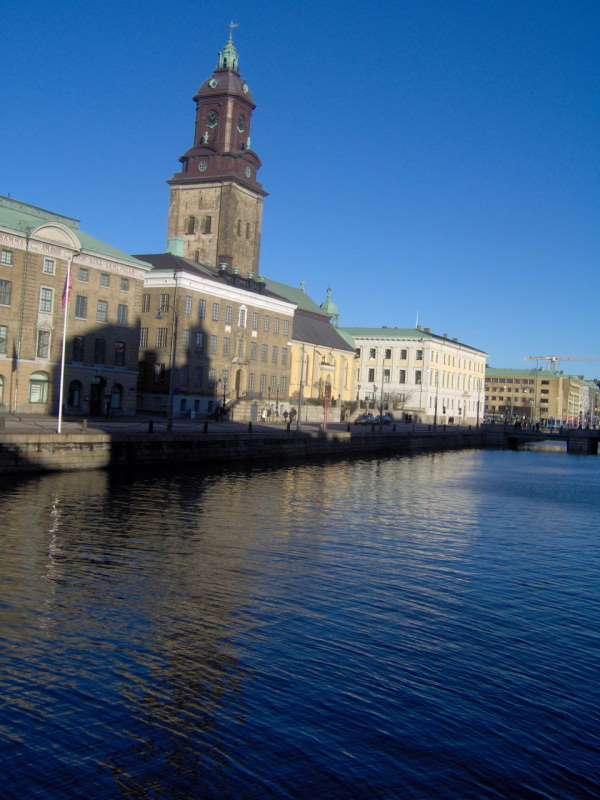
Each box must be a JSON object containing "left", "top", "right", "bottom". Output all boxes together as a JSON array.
[{"left": 0, "top": 424, "right": 485, "bottom": 474}]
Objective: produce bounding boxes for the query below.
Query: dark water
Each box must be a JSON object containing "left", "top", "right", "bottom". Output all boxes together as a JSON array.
[{"left": 0, "top": 449, "right": 598, "bottom": 800}]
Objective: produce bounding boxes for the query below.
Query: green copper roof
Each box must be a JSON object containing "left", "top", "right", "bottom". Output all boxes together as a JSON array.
[
  {"left": 486, "top": 367, "right": 597, "bottom": 384},
  {"left": 261, "top": 277, "right": 327, "bottom": 316},
  {"left": 341, "top": 326, "right": 487, "bottom": 354},
  {"left": 217, "top": 29, "right": 239, "bottom": 72},
  {"left": 0, "top": 196, "right": 149, "bottom": 268}
]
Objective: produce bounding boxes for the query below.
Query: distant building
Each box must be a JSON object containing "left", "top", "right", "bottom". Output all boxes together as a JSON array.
[
  {"left": 0, "top": 196, "right": 149, "bottom": 416},
  {"left": 340, "top": 326, "right": 487, "bottom": 424},
  {"left": 485, "top": 367, "right": 599, "bottom": 426}
]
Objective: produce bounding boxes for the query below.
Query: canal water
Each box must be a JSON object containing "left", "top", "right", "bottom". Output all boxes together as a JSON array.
[{"left": 0, "top": 449, "right": 598, "bottom": 799}]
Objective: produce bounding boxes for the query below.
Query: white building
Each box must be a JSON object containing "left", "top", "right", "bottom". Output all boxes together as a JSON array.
[{"left": 340, "top": 326, "right": 488, "bottom": 425}]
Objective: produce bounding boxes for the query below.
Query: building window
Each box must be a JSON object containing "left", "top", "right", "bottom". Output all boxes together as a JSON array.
[
  {"left": 75, "top": 295, "right": 87, "bottom": 318},
  {"left": 237, "top": 339, "right": 244, "bottom": 359},
  {"left": 156, "top": 328, "right": 167, "bottom": 348},
  {"left": 239, "top": 306, "right": 247, "bottom": 327},
  {"left": 185, "top": 216, "right": 196, "bottom": 235},
  {"left": 198, "top": 298, "right": 206, "bottom": 318},
  {"left": 368, "top": 368, "right": 375, "bottom": 382},
  {"left": 204, "top": 215, "right": 212, "bottom": 234},
  {"left": 29, "top": 371, "right": 49, "bottom": 404},
  {"left": 208, "top": 368, "right": 216, "bottom": 389},
  {"left": 117, "top": 304, "right": 128, "bottom": 325},
  {"left": 1, "top": 250, "right": 13, "bottom": 265},
  {"left": 263, "top": 315, "right": 270, "bottom": 332},
  {"left": 384, "top": 349, "right": 392, "bottom": 359},
  {"left": 283, "top": 320, "right": 290, "bottom": 336},
  {"left": 259, "top": 374, "right": 266, "bottom": 393},
  {"left": 415, "top": 350, "right": 423, "bottom": 361},
  {"left": 142, "top": 293, "right": 150, "bottom": 312},
  {"left": 399, "top": 369, "right": 406, "bottom": 384},
  {"left": 0, "top": 325, "right": 7, "bottom": 354},
  {"left": 250, "top": 342, "right": 257, "bottom": 361},
  {"left": 195, "top": 332, "right": 204, "bottom": 353},
  {"left": 158, "top": 293, "right": 170, "bottom": 312},
  {"left": 181, "top": 329, "right": 190, "bottom": 350},
  {"left": 252, "top": 312, "right": 259, "bottom": 329},
  {"left": 400, "top": 349, "right": 407, "bottom": 360},
  {"left": 184, "top": 295, "right": 192, "bottom": 315},
  {"left": 415, "top": 370, "right": 422, "bottom": 384},
  {"left": 246, "top": 223, "right": 251, "bottom": 240},
  {"left": 94, "top": 338, "right": 106, "bottom": 364},
  {"left": 274, "top": 318, "right": 280, "bottom": 334},
  {"left": 120, "top": 278, "right": 129, "bottom": 291},
  {"left": 384, "top": 369, "right": 391, "bottom": 383},
  {"left": 72, "top": 335, "right": 84, "bottom": 362},
  {"left": 237, "top": 219, "right": 242, "bottom": 236},
  {"left": 369, "top": 348, "right": 376, "bottom": 359},
  {"left": 282, "top": 347, "right": 288, "bottom": 365},
  {"left": 154, "top": 363, "right": 166, "bottom": 384},
  {"left": 79, "top": 267, "right": 88, "bottom": 282},
  {"left": 178, "top": 366, "right": 188, "bottom": 386},
  {"left": 272, "top": 346, "right": 278, "bottom": 364},
  {"left": 248, "top": 373, "right": 255, "bottom": 391},
  {"left": 212, "top": 302, "right": 220, "bottom": 321},
  {"left": 261, "top": 344, "right": 268, "bottom": 362},
  {"left": 100, "top": 273, "right": 110, "bottom": 287},
  {"left": 67, "top": 380, "right": 82, "bottom": 408},
  {"left": 40, "top": 287, "right": 53, "bottom": 313},
  {"left": 140, "top": 328, "right": 148, "bottom": 348},
  {"left": 96, "top": 299, "right": 107, "bottom": 322},
  {"left": 280, "top": 376, "right": 287, "bottom": 393},
  {"left": 223, "top": 337, "right": 231, "bottom": 357},
  {"left": 115, "top": 341, "right": 125, "bottom": 367},
  {"left": 36, "top": 330, "right": 50, "bottom": 358},
  {"left": 270, "top": 375, "right": 277, "bottom": 392},
  {"left": 209, "top": 335, "right": 217, "bottom": 354},
  {"left": 43, "top": 258, "right": 55, "bottom": 275},
  {"left": 194, "top": 367, "right": 203, "bottom": 388},
  {"left": 225, "top": 306, "right": 233, "bottom": 324}
]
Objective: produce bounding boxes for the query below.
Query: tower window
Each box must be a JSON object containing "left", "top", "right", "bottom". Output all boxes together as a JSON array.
[
  {"left": 204, "top": 216, "right": 212, "bottom": 234},
  {"left": 246, "top": 223, "right": 251, "bottom": 240},
  {"left": 185, "top": 216, "right": 196, "bottom": 235},
  {"left": 237, "top": 220, "right": 242, "bottom": 236}
]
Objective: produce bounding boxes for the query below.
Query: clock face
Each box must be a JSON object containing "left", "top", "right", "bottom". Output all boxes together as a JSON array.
[
  {"left": 206, "top": 110, "right": 219, "bottom": 128},
  {"left": 245, "top": 166, "right": 251, "bottom": 178},
  {"left": 198, "top": 160, "right": 207, "bottom": 172},
  {"left": 237, "top": 114, "right": 246, "bottom": 133},
  {"left": 209, "top": 78, "right": 218, "bottom": 88},
  {"left": 242, "top": 83, "right": 249, "bottom": 94}
]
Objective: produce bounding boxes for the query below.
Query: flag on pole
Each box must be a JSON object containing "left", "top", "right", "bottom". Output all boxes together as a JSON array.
[{"left": 62, "top": 261, "right": 73, "bottom": 308}]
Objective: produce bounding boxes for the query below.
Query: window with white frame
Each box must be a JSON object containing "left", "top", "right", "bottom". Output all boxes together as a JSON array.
[
  {"left": 0, "top": 280, "right": 11, "bottom": 305},
  {"left": 43, "top": 258, "right": 55, "bottom": 275},
  {"left": 225, "top": 306, "right": 232, "bottom": 324},
  {"left": 37, "top": 330, "right": 50, "bottom": 358},
  {"left": 1, "top": 250, "right": 13, "bottom": 265},
  {"left": 198, "top": 299, "right": 206, "bottom": 318},
  {"left": 96, "top": 299, "right": 107, "bottom": 322},
  {"left": 283, "top": 319, "right": 289, "bottom": 336},
  {"left": 252, "top": 312, "right": 259, "bottom": 329},
  {"left": 117, "top": 304, "right": 128, "bottom": 325},
  {"left": 79, "top": 267, "right": 88, "bottom": 282},
  {"left": 156, "top": 328, "right": 167, "bottom": 348},
  {"left": 212, "top": 302, "right": 219, "bottom": 321},
  {"left": 259, "top": 374, "right": 266, "bottom": 392},
  {"left": 274, "top": 318, "right": 280, "bottom": 334},
  {"left": 100, "top": 273, "right": 110, "bottom": 287},
  {"left": 140, "top": 328, "right": 148, "bottom": 348},
  {"left": 120, "top": 278, "right": 129, "bottom": 291},
  {"left": 75, "top": 295, "right": 87, "bottom": 318},
  {"left": 142, "top": 293, "right": 150, "bottom": 312},
  {"left": 263, "top": 315, "right": 270, "bottom": 332},
  {"left": 239, "top": 306, "right": 247, "bottom": 327},
  {"left": 184, "top": 295, "right": 192, "bottom": 314},
  {"left": 0, "top": 324, "right": 7, "bottom": 354},
  {"left": 40, "top": 287, "right": 53, "bottom": 313}
]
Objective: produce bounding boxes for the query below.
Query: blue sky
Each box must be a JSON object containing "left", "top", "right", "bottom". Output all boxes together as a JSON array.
[{"left": 2, "top": 0, "right": 599, "bottom": 375}]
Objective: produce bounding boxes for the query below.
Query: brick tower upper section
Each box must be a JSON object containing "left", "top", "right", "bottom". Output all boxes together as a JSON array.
[{"left": 167, "top": 33, "right": 267, "bottom": 272}]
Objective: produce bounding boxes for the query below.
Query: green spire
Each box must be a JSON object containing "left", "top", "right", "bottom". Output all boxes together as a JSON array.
[{"left": 217, "top": 23, "right": 240, "bottom": 71}]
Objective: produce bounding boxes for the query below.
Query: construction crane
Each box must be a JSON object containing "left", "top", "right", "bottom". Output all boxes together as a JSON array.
[{"left": 523, "top": 356, "right": 600, "bottom": 371}]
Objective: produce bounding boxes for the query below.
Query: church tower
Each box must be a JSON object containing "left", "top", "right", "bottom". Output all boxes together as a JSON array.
[{"left": 167, "top": 30, "right": 267, "bottom": 271}]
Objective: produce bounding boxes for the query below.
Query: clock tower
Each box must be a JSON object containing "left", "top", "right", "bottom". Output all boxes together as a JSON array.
[{"left": 167, "top": 31, "right": 267, "bottom": 271}]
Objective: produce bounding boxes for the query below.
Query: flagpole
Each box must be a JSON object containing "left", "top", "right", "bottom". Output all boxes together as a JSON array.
[{"left": 57, "top": 253, "right": 76, "bottom": 434}]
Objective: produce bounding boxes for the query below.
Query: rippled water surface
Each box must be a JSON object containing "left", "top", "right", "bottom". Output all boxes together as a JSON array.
[{"left": 1, "top": 449, "right": 599, "bottom": 799}]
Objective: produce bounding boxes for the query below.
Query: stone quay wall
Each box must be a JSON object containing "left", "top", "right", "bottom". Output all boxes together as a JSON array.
[{"left": 0, "top": 428, "right": 486, "bottom": 475}]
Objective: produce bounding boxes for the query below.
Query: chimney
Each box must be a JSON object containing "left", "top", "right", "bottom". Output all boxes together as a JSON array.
[
  {"left": 166, "top": 237, "right": 184, "bottom": 256},
  {"left": 452, "top": 337, "right": 458, "bottom": 342},
  {"left": 424, "top": 327, "right": 431, "bottom": 333},
  {"left": 416, "top": 325, "right": 422, "bottom": 330},
  {"left": 443, "top": 333, "right": 448, "bottom": 338}
]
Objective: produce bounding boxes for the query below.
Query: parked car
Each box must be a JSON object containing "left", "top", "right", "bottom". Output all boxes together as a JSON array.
[
  {"left": 372, "top": 414, "right": 394, "bottom": 425},
  {"left": 354, "top": 414, "right": 376, "bottom": 425}
]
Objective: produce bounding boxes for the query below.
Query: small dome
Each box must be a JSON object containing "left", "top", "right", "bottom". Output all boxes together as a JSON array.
[{"left": 320, "top": 287, "right": 339, "bottom": 326}]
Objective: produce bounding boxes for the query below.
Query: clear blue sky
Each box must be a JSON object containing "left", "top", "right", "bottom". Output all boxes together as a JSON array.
[{"left": 2, "top": 0, "right": 599, "bottom": 375}]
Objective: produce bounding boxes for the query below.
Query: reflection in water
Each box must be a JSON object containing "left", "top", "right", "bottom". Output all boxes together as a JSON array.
[{"left": 0, "top": 450, "right": 599, "bottom": 799}]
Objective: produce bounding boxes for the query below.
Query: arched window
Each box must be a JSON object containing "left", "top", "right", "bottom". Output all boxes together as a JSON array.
[
  {"left": 246, "top": 223, "right": 251, "bottom": 239},
  {"left": 194, "top": 249, "right": 200, "bottom": 262},
  {"left": 185, "top": 216, "right": 196, "bottom": 235},
  {"left": 0, "top": 374, "right": 4, "bottom": 405},
  {"left": 112, "top": 383, "right": 123, "bottom": 410},
  {"left": 67, "top": 380, "right": 82, "bottom": 408},
  {"left": 237, "top": 220, "right": 242, "bottom": 236},
  {"left": 29, "top": 371, "right": 49, "bottom": 404}
]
